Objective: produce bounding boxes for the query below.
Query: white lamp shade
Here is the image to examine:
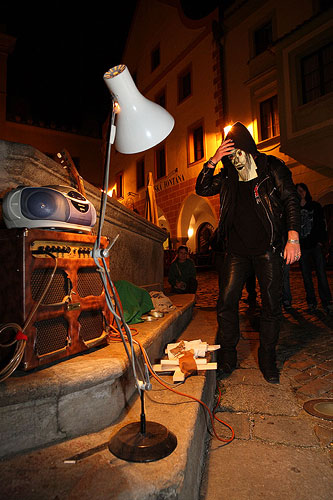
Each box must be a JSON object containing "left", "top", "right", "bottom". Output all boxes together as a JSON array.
[{"left": 104, "top": 65, "right": 175, "bottom": 154}]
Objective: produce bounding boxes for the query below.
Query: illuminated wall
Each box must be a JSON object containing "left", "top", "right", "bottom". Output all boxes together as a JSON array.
[
  {"left": 107, "top": 0, "right": 222, "bottom": 251},
  {"left": 222, "top": 0, "right": 332, "bottom": 203},
  {"left": 107, "top": 0, "right": 333, "bottom": 255}
]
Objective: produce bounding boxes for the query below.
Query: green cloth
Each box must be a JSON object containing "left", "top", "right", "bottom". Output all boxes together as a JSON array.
[
  {"left": 115, "top": 280, "right": 153, "bottom": 324},
  {"left": 168, "top": 259, "right": 196, "bottom": 287}
]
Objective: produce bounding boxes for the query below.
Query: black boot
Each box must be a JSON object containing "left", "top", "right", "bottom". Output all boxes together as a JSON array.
[
  {"left": 218, "top": 349, "right": 237, "bottom": 374},
  {"left": 258, "top": 346, "right": 279, "bottom": 384}
]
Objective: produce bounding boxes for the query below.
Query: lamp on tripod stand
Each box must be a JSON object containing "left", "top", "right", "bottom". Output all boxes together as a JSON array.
[{"left": 93, "top": 64, "right": 176, "bottom": 462}]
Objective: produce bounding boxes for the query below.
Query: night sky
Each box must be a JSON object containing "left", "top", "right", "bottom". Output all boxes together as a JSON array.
[{"left": 2, "top": 1, "right": 220, "bottom": 137}]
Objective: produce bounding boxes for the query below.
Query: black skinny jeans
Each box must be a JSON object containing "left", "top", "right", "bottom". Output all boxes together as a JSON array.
[{"left": 217, "top": 251, "right": 283, "bottom": 353}]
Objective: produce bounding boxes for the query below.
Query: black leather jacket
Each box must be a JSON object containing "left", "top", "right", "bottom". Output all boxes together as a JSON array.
[{"left": 196, "top": 153, "right": 300, "bottom": 251}]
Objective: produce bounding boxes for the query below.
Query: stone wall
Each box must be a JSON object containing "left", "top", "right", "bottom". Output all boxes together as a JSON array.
[{"left": 0, "top": 139, "right": 166, "bottom": 289}]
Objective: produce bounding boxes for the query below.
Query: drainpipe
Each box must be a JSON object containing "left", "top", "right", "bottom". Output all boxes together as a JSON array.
[{"left": 212, "top": 5, "right": 228, "bottom": 138}]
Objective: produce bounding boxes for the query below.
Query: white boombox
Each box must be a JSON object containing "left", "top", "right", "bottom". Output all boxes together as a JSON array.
[{"left": 2, "top": 185, "right": 96, "bottom": 233}]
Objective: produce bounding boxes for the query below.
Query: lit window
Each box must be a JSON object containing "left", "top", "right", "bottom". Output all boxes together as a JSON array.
[
  {"left": 301, "top": 42, "right": 333, "bottom": 104},
  {"left": 136, "top": 158, "right": 145, "bottom": 191},
  {"left": 155, "top": 145, "right": 166, "bottom": 179},
  {"left": 178, "top": 67, "right": 192, "bottom": 103},
  {"left": 151, "top": 46, "right": 160, "bottom": 72},
  {"left": 188, "top": 122, "right": 204, "bottom": 164},
  {"left": 254, "top": 21, "right": 272, "bottom": 56},
  {"left": 115, "top": 171, "right": 123, "bottom": 199},
  {"left": 260, "top": 95, "right": 279, "bottom": 141}
]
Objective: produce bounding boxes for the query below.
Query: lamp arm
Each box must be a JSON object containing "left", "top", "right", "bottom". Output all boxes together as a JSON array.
[
  {"left": 95, "top": 98, "right": 116, "bottom": 251},
  {"left": 92, "top": 98, "right": 147, "bottom": 395},
  {"left": 92, "top": 90, "right": 155, "bottom": 397}
]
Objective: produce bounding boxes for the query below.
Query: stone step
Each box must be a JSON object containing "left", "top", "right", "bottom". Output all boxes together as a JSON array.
[
  {"left": 0, "top": 303, "right": 221, "bottom": 500},
  {"left": 0, "top": 295, "right": 194, "bottom": 459}
]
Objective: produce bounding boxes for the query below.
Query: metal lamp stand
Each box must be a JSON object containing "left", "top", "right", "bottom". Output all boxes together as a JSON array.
[{"left": 94, "top": 99, "right": 177, "bottom": 462}]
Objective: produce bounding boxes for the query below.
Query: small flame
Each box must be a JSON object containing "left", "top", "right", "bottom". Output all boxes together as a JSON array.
[{"left": 224, "top": 125, "right": 233, "bottom": 136}]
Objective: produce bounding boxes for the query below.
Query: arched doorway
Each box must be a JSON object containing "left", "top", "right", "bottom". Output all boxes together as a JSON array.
[
  {"left": 177, "top": 193, "right": 217, "bottom": 253},
  {"left": 197, "top": 222, "right": 214, "bottom": 254}
]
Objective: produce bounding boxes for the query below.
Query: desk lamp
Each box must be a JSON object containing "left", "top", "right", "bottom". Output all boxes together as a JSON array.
[{"left": 93, "top": 65, "right": 176, "bottom": 462}]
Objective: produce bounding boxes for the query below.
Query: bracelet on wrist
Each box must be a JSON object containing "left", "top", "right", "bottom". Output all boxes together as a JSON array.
[
  {"left": 207, "top": 158, "right": 217, "bottom": 167},
  {"left": 287, "top": 239, "right": 299, "bottom": 244}
]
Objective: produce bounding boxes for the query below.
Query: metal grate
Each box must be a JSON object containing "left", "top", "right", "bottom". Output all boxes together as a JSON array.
[
  {"left": 31, "top": 269, "right": 68, "bottom": 304},
  {"left": 77, "top": 268, "right": 103, "bottom": 297},
  {"left": 79, "top": 310, "right": 104, "bottom": 341},
  {"left": 34, "top": 317, "right": 68, "bottom": 355}
]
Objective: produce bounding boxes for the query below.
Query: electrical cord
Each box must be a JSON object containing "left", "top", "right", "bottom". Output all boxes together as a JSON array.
[
  {"left": 91, "top": 99, "right": 234, "bottom": 443},
  {"left": 107, "top": 326, "right": 185, "bottom": 389},
  {"left": 0, "top": 253, "right": 58, "bottom": 382},
  {"left": 92, "top": 251, "right": 146, "bottom": 388},
  {"left": 91, "top": 99, "right": 147, "bottom": 394},
  {"left": 136, "top": 338, "right": 234, "bottom": 444},
  {"left": 93, "top": 97, "right": 177, "bottom": 403},
  {"left": 108, "top": 326, "right": 235, "bottom": 444},
  {"left": 0, "top": 323, "right": 26, "bottom": 381}
]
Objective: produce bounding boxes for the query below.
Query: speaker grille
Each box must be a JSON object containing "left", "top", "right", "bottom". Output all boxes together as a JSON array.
[
  {"left": 34, "top": 317, "right": 68, "bottom": 355},
  {"left": 31, "top": 269, "right": 68, "bottom": 304},
  {"left": 79, "top": 310, "right": 104, "bottom": 341},
  {"left": 77, "top": 268, "right": 103, "bottom": 297}
]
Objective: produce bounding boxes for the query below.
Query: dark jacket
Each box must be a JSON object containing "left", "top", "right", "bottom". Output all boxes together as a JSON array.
[
  {"left": 299, "top": 200, "right": 328, "bottom": 250},
  {"left": 168, "top": 258, "right": 196, "bottom": 287},
  {"left": 195, "top": 153, "right": 300, "bottom": 251}
]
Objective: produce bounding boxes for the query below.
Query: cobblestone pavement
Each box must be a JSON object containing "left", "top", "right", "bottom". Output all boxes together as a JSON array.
[
  {"left": 166, "top": 267, "right": 333, "bottom": 402},
  {"left": 192, "top": 267, "right": 333, "bottom": 500},
  {"left": 194, "top": 267, "right": 333, "bottom": 401}
]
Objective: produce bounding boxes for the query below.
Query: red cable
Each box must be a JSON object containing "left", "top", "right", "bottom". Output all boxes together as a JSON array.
[
  {"left": 110, "top": 327, "right": 235, "bottom": 444},
  {"left": 15, "top": 331, "right": 28, "bottom": 341}
]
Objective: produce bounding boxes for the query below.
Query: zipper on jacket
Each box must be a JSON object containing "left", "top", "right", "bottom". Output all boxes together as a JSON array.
[
  {"left": 219, "top": 190, "right": 226, "bottom": 219},
  {"left": 200, "top": 165, "right": 212, "bottom": 183},
  {"left": 256, "top": 176, "right": 274, "bottom": 246}
]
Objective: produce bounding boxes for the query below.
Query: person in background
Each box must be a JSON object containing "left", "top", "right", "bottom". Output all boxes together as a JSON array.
[
  {"left": 296, "top": 183, "right": 333, "bottom": 315},
  {"left": 168, "top": 246, "right": 198, "bottom": 294},
  {"left": 323, "top": 204, "right": 333, "bottom": 267},
  {"left": 196, "top": 122, "right": 300, "bottom": 384}
]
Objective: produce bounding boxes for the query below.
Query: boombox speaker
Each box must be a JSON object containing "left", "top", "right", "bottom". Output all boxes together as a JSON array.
[
  {"left": 2, "top": 185, "right": 96, "bottom": 233},
  {"left": 0, "top": 228, "right": 112, "bottom": 371}
]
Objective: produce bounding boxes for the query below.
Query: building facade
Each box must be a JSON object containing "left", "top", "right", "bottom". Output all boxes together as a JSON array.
[
  {"left": 106, "top": 0, "right": 333, "bottom": 253},
  {"left": 221, "top": 0, "right": 333, "bottom": 201},
  {"left": 107, "top": 0, "right": 222, "bottom": 252}
]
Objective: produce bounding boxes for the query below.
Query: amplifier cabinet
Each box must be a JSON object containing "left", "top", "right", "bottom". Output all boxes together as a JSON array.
[{"left": 0, "top": 228, "right": 112, "bottom": 370}]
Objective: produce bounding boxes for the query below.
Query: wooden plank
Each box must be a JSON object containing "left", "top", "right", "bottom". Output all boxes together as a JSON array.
[{"left": 152, "top": 362, "right": 217, "bottom": 373}]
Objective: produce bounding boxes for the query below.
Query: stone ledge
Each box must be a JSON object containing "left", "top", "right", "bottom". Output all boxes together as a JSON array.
[
  {"left": 0, "top": 138, "right": 167, "bottom": 287},
  {"left": 0, "top": 304, "right": 217, "bottom": 500},
  {"left": 0, "top": 295, "right": 194, "bottom": 459}
]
